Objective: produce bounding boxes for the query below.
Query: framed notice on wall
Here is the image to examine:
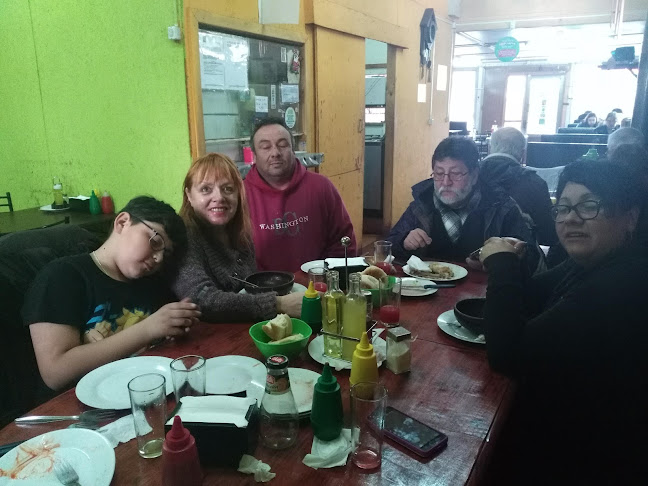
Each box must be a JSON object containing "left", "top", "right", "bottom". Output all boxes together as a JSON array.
[{"left": 199, "top": 31, "right": 249, "bottom": 91}]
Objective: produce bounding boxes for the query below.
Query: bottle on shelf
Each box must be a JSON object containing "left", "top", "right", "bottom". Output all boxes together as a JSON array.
[
  {"left": 321, "top": 271, "right": 345, "bottom": 359},
  {"left": 259, "top": 355, "right": 299, "bottom": 450},
  {"left": 342, "top": 273, "right": 366, "bottom": 361}
]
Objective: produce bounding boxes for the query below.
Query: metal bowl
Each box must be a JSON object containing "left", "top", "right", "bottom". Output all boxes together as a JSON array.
[
  {"left": 245, "top": 271, "right": 295, "bottom": 295},
  {"left": 454, "top": 298, "right": 486, "bottom": 335}
]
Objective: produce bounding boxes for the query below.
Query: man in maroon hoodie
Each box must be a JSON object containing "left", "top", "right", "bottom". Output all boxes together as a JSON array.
[{"left": 245, "top": 117, "right": 356, "bottom": 272}]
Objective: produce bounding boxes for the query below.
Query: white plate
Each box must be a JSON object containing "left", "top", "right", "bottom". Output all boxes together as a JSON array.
[
  {"left": 307, "top": 333, "right": 386, "bottom": 370},
  {"left": 288, "top": 368, "right": 320, "bottom": 416},
  {"left": 437, "top": 309, "right": 485, "bottom": 345},
  {"left": 39, "top": 204, "right": 69, "bottom": 212},
  {"left": 0, "top": 428, "right": 115, "bottom": 485},
  {"left": 239, "top": 282, "right": 307, "bottom": 295},
  {"left": 400, "top": 277, "right": 438, "bottom": 297},
  {"left": 300, "top": 260, "right": 326, "bottom": 273},
  {"left": 403, "top": 261, "right": 468, "bottom": 282},
  {"left": 76, "top": 356, "right": 173, "bottom": 409},
  {"left": 205, "top": 355, "right": 266, "bottom": 405}
]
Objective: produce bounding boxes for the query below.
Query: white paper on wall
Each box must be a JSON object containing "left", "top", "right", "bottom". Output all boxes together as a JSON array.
[
  {"left": 259, "top": 0, "right": 300, "bottom": 24},
  {"left": 280, "top": 84, "right": 299, "bottom": 104},
  {"left": 199, "top": 30, "right": 249, "bottom": 91}
]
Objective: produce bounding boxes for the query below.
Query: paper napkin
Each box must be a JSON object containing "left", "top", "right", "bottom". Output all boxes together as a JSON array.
[
  {"left": 167, "top": 396, "right": 256, "bottom": 426},
  {"left": 406, "top": 255, "right": 430, "bottom": 271},
  {"left": 302, "top": 428, "right": 352, "bottom": 469},
  {"left": 97, "top": 414, "right": 137, "bottom": 448},
  {"left": 238, "top": 454, "right": 276, "bottom": 482}
]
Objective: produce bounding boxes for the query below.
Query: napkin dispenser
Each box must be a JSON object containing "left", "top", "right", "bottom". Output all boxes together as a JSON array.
[
  {"left": 165, "top": 397, "right": 260, "bottom": 467},
  {"left": 68, "top": 196, "right": 90, "bottom": 212}
]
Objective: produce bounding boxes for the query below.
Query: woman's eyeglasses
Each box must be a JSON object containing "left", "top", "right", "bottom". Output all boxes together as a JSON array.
[{"left": 551, "top": 200, "right": 602, "bottom": 223}]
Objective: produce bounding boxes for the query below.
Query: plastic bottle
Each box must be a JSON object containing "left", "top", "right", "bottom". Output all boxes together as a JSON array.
[
  {"left": 349, "top": 332, "right": 379, "bottom": 387},
  {"left": 321, "top": 271, "right": 345, "bottom": 359},
  {"left": 260, "top": 355, "right": 299, "bottom": 449},
  {"left": 52, "top": 177, "right": 64, "bottom": 207},
  {"left": 101, "top": 191, "right": 114, "bottom": 214},
  {"left": 301, "top": 281, "right": 322, "bottom": 333},
  {"left": 310, "top": 363, "right": 343, "bottom": 441},
  {"left": 89, "top": 190, "right": 102, "bottom": 215},
  {"left": 342, "top": 273, "right": 366, "bottom": 361},
  {"left": 162, "top": 415, "right": 202, "bottom": 486}
]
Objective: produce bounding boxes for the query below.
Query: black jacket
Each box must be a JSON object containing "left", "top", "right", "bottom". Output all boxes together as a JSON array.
[{"left": 479, "top": 153, "right": 558, "bottom": 246}]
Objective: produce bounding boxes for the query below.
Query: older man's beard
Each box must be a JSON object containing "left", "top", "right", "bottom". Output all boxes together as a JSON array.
[{"left": 434, "top": 178, "right": 477, "bottom": 208}]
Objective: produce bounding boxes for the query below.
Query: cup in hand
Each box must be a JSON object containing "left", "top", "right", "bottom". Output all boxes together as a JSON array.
[
  {"left": 308, "top": 267, "right": 328, "bottom": 292},
  {"left": 350, "top": 382, "right": 387, "bottom": 469},
  {"left": 170, "top": 355, "right": 206, "bottom": 402},
  {"left": 128, "top": 373, "right": 168, "bottom": 459},
  {"left": 379, "top": 276, "right": 401, "bottom": 328}
]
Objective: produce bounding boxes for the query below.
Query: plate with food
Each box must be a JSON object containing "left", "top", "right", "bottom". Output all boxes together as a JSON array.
[{"left": 403, "top": 261, "right": 468, "bottom": 282}]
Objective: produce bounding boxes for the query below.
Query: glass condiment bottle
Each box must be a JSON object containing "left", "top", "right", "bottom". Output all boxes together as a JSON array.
[
  {"left": 386, "top": 326, "right": 412, "bottom": 374},
  {"left": 52, "top": 177, "right": 64, "bottom": 207},
  {"left": 259, "top": 355, "right": 299, "bottom": 449},
  {"left": 342, "top": 273, "right": 366, "bottom": 361},
  {"left": 321, "top": 271, "right": 345, "bottom": 359}
]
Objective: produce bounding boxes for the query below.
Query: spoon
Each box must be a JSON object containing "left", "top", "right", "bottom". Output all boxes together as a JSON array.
[{"left": 230, "top": 275, "right": 259, "bottom": 288}]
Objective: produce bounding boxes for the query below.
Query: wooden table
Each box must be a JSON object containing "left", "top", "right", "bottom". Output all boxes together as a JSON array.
[
  {"left": 0, "top": 267, "right": 512, "bottom": 485},
  {"left": 0, "top": 207, "right": 114, "bottom": 236}
]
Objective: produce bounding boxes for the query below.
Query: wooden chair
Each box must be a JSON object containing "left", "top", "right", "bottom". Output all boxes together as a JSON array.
[{"left": 0, "top": 192, "right": 13, "bottom": 212}]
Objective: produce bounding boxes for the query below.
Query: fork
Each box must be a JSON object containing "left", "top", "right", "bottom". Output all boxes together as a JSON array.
[
  {"left": 54, "top": 459, "right": 81, "bottom": 486},
  {"left": 15, "top": 409, "right": 117, "bottom": 425}
]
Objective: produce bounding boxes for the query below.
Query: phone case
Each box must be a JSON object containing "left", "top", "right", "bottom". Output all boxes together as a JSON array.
[{"left": 382, "top": 407, "right": 448, "bottom": 458}]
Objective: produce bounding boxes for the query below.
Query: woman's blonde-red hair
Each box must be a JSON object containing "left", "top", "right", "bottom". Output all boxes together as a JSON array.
[{"left": 180, "top": 153, "right": 253, "bottom": 249}]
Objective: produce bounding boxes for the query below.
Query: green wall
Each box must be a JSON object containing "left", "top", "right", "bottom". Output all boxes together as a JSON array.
[{"left": 0, "top": 0, "right": 191, "bottom": 212}]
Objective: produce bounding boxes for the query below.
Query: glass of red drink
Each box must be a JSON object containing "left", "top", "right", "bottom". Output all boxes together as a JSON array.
[
  {"left": 373, "top": 241, "right": 393, "bottom": 270},
  {"left": 308, "top": 267, "right": 328, "bottom": 292},
  {"left": 379, "top": 276, "right": 401, "bottom": 328}
]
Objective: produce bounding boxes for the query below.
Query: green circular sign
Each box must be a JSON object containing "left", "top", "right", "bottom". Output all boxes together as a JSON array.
[{"left": 495, "top": 36, "right": 519, "bottom": 62}]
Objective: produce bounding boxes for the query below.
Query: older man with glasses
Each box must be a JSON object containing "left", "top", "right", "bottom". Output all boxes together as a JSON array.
[{"left": 387, "top": 136, "right": 542, "bottom": 274}]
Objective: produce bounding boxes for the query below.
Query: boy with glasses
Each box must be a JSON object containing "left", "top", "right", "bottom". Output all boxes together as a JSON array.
[
  {"left": 23, "top": 196, "right": 201, "bottom": 390},
  {"left": 387, "top": 137, "right": 542, "bottom": 273}
]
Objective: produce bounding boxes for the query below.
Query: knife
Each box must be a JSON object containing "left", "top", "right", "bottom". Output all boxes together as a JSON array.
[{"left": 402, "top": 283, "right": 456, "bottom": 289}]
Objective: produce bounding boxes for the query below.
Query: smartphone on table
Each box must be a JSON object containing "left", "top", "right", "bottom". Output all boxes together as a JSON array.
[{"left": 382, "top": 406, "right": 448, "bottom": 457}]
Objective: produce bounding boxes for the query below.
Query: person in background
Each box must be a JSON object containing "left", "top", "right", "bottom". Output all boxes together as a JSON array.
[
  {"left": 578, "top": 112, "right": 598, "bottom": 128},
  {"left": 480, "top": 161, "right": 648, "bottom": 484},
  {"left": 245, "top": 117, "right": 356, "bottom": 272},
  {"left": 607, "top": 126, "right": 646, "bottom": 160},
  {"left": 170, "top": 153, "right": 303, "bottom": 322},
  {"left": 479, "top": 127, "right": 557, "bottom": 246},
  {"left": 387, "top": 137, "right": 542, "bottom": 273},
  {"left": 23, "top": 196, "right": 200, "bottom": 391},
  {"left": 594, "top": 111, "right": 618, "bottom": 134},
  {"left": 620, "top": 117, "right": 632, "bottom": 128}
]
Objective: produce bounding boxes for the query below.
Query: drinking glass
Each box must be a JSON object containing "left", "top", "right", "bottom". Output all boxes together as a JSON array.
[
  {"left": 308, "top": 267, "right": 328, "bottom": 292},
  {"left": 379, "top": 276, "right": 402, "bottom": 328},
  {"left": 373, "top": 241, "right": 393, "bottom": 274},
  {"left": 170, "top": 355, "right": 206, "bottom": 402},
  {"left": 351, "top": 382, "right": 387, "bottom": 469},
  {"left": 128, "top": 373, "right": 167, "bottom": 459}
]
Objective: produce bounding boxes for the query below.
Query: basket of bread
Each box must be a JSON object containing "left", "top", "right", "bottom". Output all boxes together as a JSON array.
[{"left": 249, "top": 314, "right": 313, "bottom": 359}]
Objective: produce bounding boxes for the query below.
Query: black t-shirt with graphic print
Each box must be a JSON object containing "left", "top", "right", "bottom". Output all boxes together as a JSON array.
[{"left": 22, "top": 254, "right": 172, "bottom": 339}]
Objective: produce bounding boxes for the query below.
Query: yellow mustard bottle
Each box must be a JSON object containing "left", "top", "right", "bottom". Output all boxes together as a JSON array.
[{"left": 349, "top": 332, "right": 379, "bottom": 387}]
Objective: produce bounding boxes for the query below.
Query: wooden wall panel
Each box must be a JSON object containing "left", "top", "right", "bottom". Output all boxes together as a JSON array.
[{"left": 314, "top": 26, "right": 365, "bottom": 247}]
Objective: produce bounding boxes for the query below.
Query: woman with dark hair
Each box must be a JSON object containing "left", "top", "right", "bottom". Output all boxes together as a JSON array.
[
  {"left": 170, "top": 153, "right": 303, "bottom": 322},
  {"left": 578, "top": 111, "right": 599, "bottom": 127},
  {"left": 479, "top": 161, "right": 648, "bottom": 484}
]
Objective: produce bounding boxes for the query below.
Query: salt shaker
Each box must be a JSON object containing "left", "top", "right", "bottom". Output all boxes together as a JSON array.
[{"left": 386, "top": 326, "right": 412, "bottom": 374}]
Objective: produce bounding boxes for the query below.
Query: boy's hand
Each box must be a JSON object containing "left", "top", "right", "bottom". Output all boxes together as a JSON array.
[{"left": 144, "top": 298, "right": 201, "bottom": 341}]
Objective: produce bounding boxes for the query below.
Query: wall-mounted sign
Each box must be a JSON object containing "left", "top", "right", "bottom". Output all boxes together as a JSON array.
[
  {"left": 495, "top": 36, "right": 519, "bottom": 62},
  {"left": 284, "top": 107, "right": 296, "bottom": 128}
]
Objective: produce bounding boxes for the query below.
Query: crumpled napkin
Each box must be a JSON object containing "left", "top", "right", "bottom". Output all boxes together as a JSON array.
[
  {"left": 97, "top": 414, "right": 137, "bottom": 448},
  {"left": 406, "top": 255, "right": 430, "bottom": 271},
  {"left": 238, "top": 454, "right": 276, "bottom": 482},
  {"left": 302, "top": 428, "right": 352, "bottom": 469}
]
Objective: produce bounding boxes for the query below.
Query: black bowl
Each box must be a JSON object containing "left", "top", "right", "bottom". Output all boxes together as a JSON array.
[
  {"left": 454, "top": 298, "right": 486, "bottom": 334},
  {"left": 245, "top": 271, "right": 295, "bottom": 296}
]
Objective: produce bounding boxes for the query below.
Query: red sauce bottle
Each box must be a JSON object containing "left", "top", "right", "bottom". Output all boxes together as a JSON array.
[
  {"left": 162, "top": 416, "right": 202, "bottom": 486},
  {"left": 101, "top": 191, "right": 114, "bottom": 214}
]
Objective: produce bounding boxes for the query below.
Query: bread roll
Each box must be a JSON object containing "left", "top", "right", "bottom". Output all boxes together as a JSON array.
[
  {"left": 360, "top": 274, "right": 379, "bottom": 290},
  {"left": 362, "top": 265, "right": 387, "bottom": 280},
  {"left": 268, "top": 333, "right": 305, "bottom": 345},
  {"left": 262, "top": 313, "right": 293, "bottom": 340}
]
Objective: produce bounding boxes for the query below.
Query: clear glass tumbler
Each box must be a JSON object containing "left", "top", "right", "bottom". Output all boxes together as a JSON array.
[
  {"left": 350, "top": 382, "right": 388, "bottom": 469},
  {"left": 128, "top": 373, "right": 167, "bottom": 459},
  {"left": 170, "top": 355, "right": 206, "bottom": 402}
]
